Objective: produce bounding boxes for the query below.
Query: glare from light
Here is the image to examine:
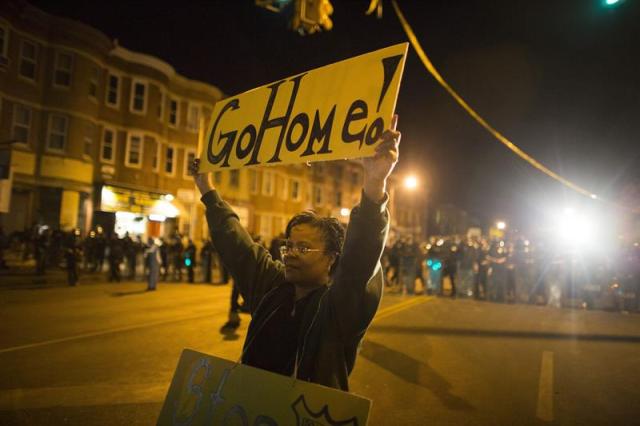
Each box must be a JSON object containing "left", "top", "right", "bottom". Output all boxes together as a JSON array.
[
  {"left": 590, "top": 194, "right": 598, "bottom": 200},
  {"left": 605, "top": 0, "right": 620, "bottom": 5},
  {"left": 164, "top": 194, "right": 174, "bottom": 201},
  {"left": 556, "top": 208, "right": 594, "bottom": 245},
  {"left": 152, "top": 200, "right": 179, "bottom": 218},
  {"left": 101, "top": 187, "right": 117, "bottom": 207},
  {"left": 340, "top": 208, "right": 350, "bottom": 217},
  {"left": 403, "top": 175, "right": 418, "bottom": 190},
  {"left": 496, "top": 221, "right": 506, "bottom": 230},
  {"left": 149, "top": 214, "right": 166, "bottom": 222},
  {"left": 116, "top": 211, "right": 135, "bottom": 220}
]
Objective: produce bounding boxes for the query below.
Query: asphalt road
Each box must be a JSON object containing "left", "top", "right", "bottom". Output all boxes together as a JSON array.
[{"left": 0, "top": 280, "right": 638, "bottom": 425}]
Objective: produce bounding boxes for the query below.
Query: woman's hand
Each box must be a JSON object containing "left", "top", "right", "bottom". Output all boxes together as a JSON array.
[
  {"left": 363, "top": 114, "right": 401, "bottom": 202},
  {"left": 189, "top": 158, "right": 214, "bottom": 195}
]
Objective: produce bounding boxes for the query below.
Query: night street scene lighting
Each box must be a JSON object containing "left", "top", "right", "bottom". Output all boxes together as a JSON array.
[{"left": 0, "top": 0, "right": 639, "bottom": 425}]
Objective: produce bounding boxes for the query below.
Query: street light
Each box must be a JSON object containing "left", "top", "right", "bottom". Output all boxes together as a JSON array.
[
  {"left": 403, "top": 175, "right": 418, "bottom": 190},
  {"left": 496, "top": 221, "right": 506, "bottom": 231}
]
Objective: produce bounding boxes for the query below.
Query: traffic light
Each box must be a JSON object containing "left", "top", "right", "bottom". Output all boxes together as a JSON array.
[
  {"left": 602, "top": 0, "right": 624, "bottom": 7},
  {"left": 292, "top": 0, "right": 333, "bottom": 35}
]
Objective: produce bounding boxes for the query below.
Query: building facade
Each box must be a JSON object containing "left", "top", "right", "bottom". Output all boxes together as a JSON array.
[{"left": 0, "top": 1, "right": 424, "bottom": 246}]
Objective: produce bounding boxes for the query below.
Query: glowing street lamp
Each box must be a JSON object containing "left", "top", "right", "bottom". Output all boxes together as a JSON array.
[
  {"left": 403, "top": 175, "right": 418, "bottom": 190},
  {"left": 496, "top": 221, "right": 507, "bottom": 231}
]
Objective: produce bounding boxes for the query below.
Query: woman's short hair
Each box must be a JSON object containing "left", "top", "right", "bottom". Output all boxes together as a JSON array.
[{"left": 285, "top": 210, "right": 345, "bottom": 274}]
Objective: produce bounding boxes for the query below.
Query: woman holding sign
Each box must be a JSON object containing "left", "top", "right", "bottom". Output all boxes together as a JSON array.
[{"left": 189, "top": 116, "right": 400, "bottom": 391}]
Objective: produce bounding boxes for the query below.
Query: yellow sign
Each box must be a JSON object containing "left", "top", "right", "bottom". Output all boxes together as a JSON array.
[
  {"left": 157, "top": 349, "right": 371, "bottom": 425},
  {"left": 100, "top": 185, "right": 165, "bottom": 214},
  {"left": 199, "top": 43, "right": 408, "bottom": 171}
]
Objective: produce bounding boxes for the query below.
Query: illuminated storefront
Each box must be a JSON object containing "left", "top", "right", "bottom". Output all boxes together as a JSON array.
[{"left": 98, "top": 185, "right": 181, "bottom": 238}]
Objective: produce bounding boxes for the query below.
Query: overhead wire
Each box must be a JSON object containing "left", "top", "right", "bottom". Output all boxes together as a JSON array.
[{"left": 390, "top": 0, "right": 600, "bottom": 201}]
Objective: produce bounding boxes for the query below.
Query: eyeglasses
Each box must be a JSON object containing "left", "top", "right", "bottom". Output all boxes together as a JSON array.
[{"left": 279, "top": 241, "right": 323, "bottom": 257}]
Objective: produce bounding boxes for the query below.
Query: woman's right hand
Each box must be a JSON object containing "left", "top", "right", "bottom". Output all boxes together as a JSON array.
[{"left": 189, "top": 158, "right": 213, "bottom": 195}]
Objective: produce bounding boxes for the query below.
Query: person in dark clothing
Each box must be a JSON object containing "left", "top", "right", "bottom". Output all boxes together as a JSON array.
[
  {"left": 93, "top": 228, "right": 106, "bottom": 272},
  {"left": 172, "top": 237, "right": 184, "bottom": 281},
  {"left": 34, "top": 228, "right": 50, "bottom": 275},
  {"left": 200, "top": 239, "right": 213, "bottom": 283},
  {"left": 107, "top": 235, "right": 123, "bottom": 282},
  {"left": 442, "top": 240, "right": 459, "bottom": 297},
  {"left": 189, "top": 116, "right": 399, "bottom": 391},
  {"left": 65, "top": 243, "right": 79, "bottom": 286},
  {"left": 184, "top": 239, "right": 196, "bottom": 283},
  {"left": 122, "top": 232, "right": 137, "bottom": 279},
  {"left": 159, "top": 238, "right": 169, "bottom": 281}
]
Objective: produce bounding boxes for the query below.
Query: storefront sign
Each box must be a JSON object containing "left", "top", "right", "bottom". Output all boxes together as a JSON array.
[
  {"left": 100, "top": 185, "right": 174, "bottom": 216},
  {"left": 157, "top": 349, "right": 371, "bottom": 425},
  {"left": 200, "top": 43, "right": 407, "bottom": 171}
]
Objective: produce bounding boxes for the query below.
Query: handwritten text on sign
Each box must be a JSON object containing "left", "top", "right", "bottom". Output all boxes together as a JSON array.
[
  {"left": 199, "top": 43, "right": 408, "bottom": 171},
  {"left": 157, "top": 349, "right": 371, "bottom": 425}
]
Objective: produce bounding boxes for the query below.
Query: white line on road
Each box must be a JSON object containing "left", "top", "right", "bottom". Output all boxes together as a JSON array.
[
  {"left": 536, "top": 350, "right": 554, "bottom": 422},
  {"left": 0, "top": 312, "right": 213, "bottom": 354}
]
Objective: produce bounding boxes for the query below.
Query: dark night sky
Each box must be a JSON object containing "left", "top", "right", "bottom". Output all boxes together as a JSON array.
[{"left": 31, "top": 0, "right": 640, "bottom": 230}]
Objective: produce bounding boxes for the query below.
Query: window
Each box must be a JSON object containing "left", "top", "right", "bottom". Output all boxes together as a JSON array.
[
  {"left": 47, "top": 114, "right": 68, "bottom": 151},
  {"left": 152, "top": 142, "right": 161, "bottom": 172},
  {"left": 230, "top": 170, "right": 240, "bottom": 188},
  {"left": 101, "top": 127, "right": 116, "bottom": 163},
  {"left": 53, "top": 51, "right": 73, "bottom": 88},
  {"left": 262, "top": 171, "right": 274, "bottom": 196},
  {"left": 313, "top": 185, "right": 323, "bottom": 205},
  {"left": 214, "top": 171, "right": 222, "bottom": 185},
  {"left": 157, "top": 89, "right": 165, "bottom": 120},
  {"left": 169, "top": 98, "right": 179, "bottom": 126},
  {"left": 12, "top": 104, "right": 31, "bottom": 146},
  {"left": 279, "top": 176, "right": 288, "bottom": 200},
  {"left": 0, "top": 24, "right": 9, "bottom": 60},
  {"left": 291, "top": 179, "right": 301, "bottom": 201},
  {"left": 84, "top": 123, "right": 95, "bottom": 157},
  {"left": 351, "top": 171, "right": 360, "bottom": 186},
  {"left": 19, "top": 39, "right": 37, "bottom": 80},
  {"left": 130, "top": 80, "right": 147, "bottom": 114},
  {"left": 165, "top": 146, "right": 175, "bottom": 175},
  {"left": 187, "top": 103, "right": 200, "bottom": 131},
  {"left": 125, "top": 133, "right": 143, "bottom": 168},
  {"left": 183, "top": 149, "right": 196, "bottom": 179},
  {"left": 259, "top": 214, "right": 272, "bottom": 239},
  {"left": 106, "top": 73, "right": 120, "bottom": 107},
  {"left": 88, "top": 66, "right": 99, "bottom": 100},
  {"left": 249, "top": 170, "right": 259, "bottom": 194}
]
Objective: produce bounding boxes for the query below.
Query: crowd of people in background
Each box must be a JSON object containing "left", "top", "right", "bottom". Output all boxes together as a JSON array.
[
  {"left": 0, "top": 224, "right": 232, "bottom": 288},
  {"left": 382, "top": 235, "right": 640, "bottom": 313},
  {"left": 1, "top": 224, "right": 638, "bottom": 313}
]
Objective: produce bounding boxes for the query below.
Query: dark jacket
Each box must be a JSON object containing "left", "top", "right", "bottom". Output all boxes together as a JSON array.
[{"left": 202, "top": 189, "right": 389, "bottom": 391}]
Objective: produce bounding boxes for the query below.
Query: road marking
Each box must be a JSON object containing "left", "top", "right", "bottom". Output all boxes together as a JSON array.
[
  {"left": 0, "top": 312, "right": 213, "bottom": 354},
  {"left": 536, "top": 351, "right": 554, "bottom": 422},
  {"left": 374, "top": 296, "right": 432, "bottom": 322}
]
